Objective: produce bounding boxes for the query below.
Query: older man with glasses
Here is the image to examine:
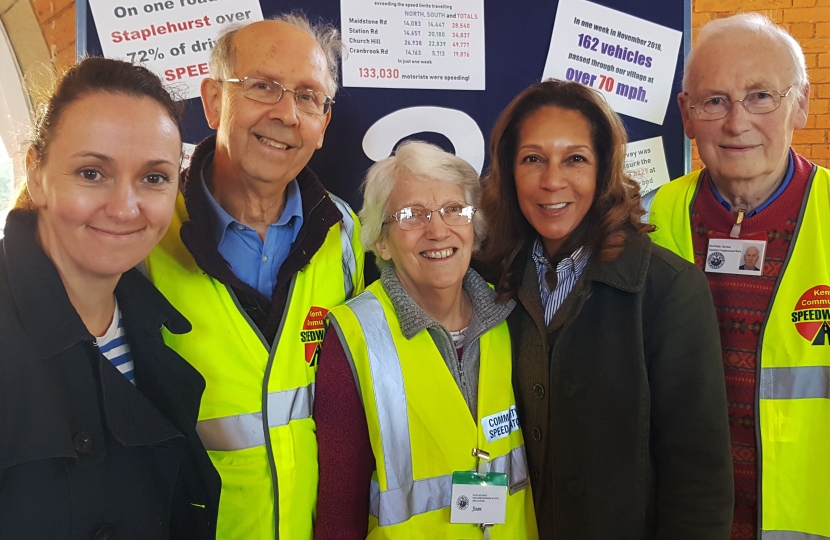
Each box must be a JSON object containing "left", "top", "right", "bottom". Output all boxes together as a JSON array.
[
  {"left": 145, "top": 15, "right": 364, "bottom": 540},
  {"left": 648, "top": 13, "right": 830, "bottom": 540}
]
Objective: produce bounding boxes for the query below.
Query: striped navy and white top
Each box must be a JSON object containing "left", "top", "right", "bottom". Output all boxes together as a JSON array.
[
  {"left": 531, "top": 238, "right": 591, "bottom": 326},
  {"left": 96, "top": 300, "right": 135, "bottom": 385}
]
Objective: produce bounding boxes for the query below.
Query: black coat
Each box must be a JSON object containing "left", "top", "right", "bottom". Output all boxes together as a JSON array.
[
  {"left": 509, "top": 232, "right": 734, "bottom": 539},
  {"left": 0, "top": 210, "right": 220, "bottom": 540}
]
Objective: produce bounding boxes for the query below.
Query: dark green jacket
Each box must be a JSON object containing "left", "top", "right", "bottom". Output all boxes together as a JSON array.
[{"left": 509, "top": 231, "right": 733, "bottom": 540}]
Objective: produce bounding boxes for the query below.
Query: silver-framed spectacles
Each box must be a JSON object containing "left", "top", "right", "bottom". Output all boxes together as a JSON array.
[
  {"left": 383, "top": 203, "right": 477, "bottom": 231},
  {"left": 688, "top": 84, "right": 796, "bottom": 121},
  {"left": 221, "top": 76, "right": 334, "bottom": 116}
]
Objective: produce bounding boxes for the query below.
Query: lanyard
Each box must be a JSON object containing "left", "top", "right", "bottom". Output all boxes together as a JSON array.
[{"left": 730, "top": 206, "right": 748, "bottom": 238}]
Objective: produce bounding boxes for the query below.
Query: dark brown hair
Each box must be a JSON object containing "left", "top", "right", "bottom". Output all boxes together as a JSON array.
[
  {"left": 16, "top": 57, "right": 185, "bottom": 208},
  {"left": 477, "top": 79, "right": 654, "bottom": 299}
]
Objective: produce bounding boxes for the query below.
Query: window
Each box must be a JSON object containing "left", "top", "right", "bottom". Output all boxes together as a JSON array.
[
  {"left": 0, "top": 142, "right": 13, "bottom": 233},
  {"left": 0, "top": 20, "right": 33, "bottom": 236}
]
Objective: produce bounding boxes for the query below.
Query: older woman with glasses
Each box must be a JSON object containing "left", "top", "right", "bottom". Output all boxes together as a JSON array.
[{"left": 313, "top": 141, "right": 538, "bottom": 540}]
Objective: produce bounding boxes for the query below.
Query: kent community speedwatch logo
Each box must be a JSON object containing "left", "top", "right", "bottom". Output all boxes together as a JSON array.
[
  {"left": 791, "top": 285, "right": 830, "bottom": 346},
  {"left": 300, "top": 306, "right": 329, "bottom": 367},
  {"left": 707, "top": 251, "right": 725, "bottom": 270}
]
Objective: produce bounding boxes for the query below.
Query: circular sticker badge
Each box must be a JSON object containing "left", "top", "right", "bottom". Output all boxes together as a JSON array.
[
  {"left": 791, "top": 285, "right": 830, "bottom": 345},
  {"left": 707, "top": 251, "right": 725, "bottom": 270}
]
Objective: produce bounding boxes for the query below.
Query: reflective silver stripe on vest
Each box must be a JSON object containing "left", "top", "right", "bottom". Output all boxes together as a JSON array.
[
  {"left": 760, "top": 366, "right": 830, "bottom": 400},
  {"left": 348, "top": 292, "right": 413, "bottom": 491},
  {"left": 349, "top": 292, "right": 529, "bottom": 526},
  {"left": 762, "top": 531, "right": 830, "bottom": 540},
  {"left": 330, "top": 193, "right": 357, "bottom": 299},
  {"left": 369, "top": 474, "right": 452, "bottom": 527},
  {"left": 196, "top": 382, "right": 315, "bottom": 451},
  {"left": 367, "top": 446, "right": 529, "bottom": 526},
  {"left": 490, "top": 444, "right": 529, "bottom": 493}
]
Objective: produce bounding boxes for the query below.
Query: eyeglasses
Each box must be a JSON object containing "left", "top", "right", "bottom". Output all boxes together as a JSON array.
[
  {"left": 383, "top": 203, "right": 477, "bottom": 230},
  {"left": 688, "top": 84, "right": 796, "bottom": 120},
  {"left": 221, "top": 77, "right": 334, "bottom": 115}
]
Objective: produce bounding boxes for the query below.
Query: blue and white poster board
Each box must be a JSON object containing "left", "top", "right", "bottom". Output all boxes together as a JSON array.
[{"left": 78, "top": 0, "right": 690, "bottom": 212}]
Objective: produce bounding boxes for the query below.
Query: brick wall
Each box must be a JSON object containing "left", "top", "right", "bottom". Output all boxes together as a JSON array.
[
  {"left": 31, "top": 0, "right": 75, "bottom": 71},
  {"left": 691, "top": 0, "right": 830, "bottom": 169}
]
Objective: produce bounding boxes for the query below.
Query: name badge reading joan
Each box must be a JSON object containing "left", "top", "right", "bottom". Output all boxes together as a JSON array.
[
  {"left": 450, "top": 471, "right": 508, "bottom": 525},
  {"left": 706, "top": 236, "right": 767, "bottom": 276}
]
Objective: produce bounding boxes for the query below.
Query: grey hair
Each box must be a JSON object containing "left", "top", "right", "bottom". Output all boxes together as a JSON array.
[
  {"left": 684, "top": 13, "right": 808, "bottom": 94},
  {"left": 360, "top": 140, "right": 486, "bottom": 269},
  {"left": 209, "top": 12, "right": 343, "bottom": 97},
  {"left": 208, "top": 24, "right": 241, "bottom": 81}
]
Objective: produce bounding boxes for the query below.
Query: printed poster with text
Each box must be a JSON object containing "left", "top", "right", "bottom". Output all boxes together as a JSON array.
[
  {"left": 88, "top": 0, "right": 264, "bottom": 100},
  {"left": 542, "top": 0, "right": 682, "bottom": 125},
  {"left": 624, "top": 137, "right": 670, "bottom": 195},
  {"left": 340, "top": 0, "right": 485, "bottom": 90}
]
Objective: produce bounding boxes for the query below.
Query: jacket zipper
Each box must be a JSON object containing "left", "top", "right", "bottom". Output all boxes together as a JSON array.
[{"left": 226, "top": 278, "right": 297, "bottom": 540}]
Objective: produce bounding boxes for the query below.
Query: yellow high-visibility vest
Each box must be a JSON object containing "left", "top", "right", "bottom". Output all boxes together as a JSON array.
[
  {"left": 146, "top": 192, "right": 364, "bottom": 540},
  {"left": 649, "top": 166, "right": 830, "bottom": 539},
  {"left": 327, "top": 280, "right": 538, "bottom": 540}
]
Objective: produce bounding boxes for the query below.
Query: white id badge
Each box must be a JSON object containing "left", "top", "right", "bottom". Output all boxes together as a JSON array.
[
  {"left": 450, "top": 471, "right": 508, "bottom": 525},
  {"left": 705, "top": 237, "right": 767, "bottom": 276}
]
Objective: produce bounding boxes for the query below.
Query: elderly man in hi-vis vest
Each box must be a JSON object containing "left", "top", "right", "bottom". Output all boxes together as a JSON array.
[
  {"left": 648, "top": 13, "right": 830, "bottom": 540},
  {"left": 145, "top": 15, "right": 364, "bottom": 540}
]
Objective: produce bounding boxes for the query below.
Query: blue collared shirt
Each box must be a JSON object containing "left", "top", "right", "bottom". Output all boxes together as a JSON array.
[
  {"left": 200, "top": 154, "right": 303, "bottom": 298},
  {"left": 531, "top": 238, "right": 591, "bottom": 326},
  {"left": 709, "top": 149, "right": 795, "bottom": 217}
]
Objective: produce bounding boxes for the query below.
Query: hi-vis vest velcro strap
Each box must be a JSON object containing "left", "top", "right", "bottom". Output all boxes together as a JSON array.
[
  {"left": 330, "top": 193, "right": 358, "bottom": 299},
  {"left": 762, "top": 532, "right": 830, "bottom": 539},
  {"left": 196, "top": 382, "right": 315, "bottom": 451},
  {"left": 367, "top": 445, "right": 529, "bottom": 527},
  {"left": 346, "top": 291, "right": 529, "bottom": 528},
  {"left": 760, "top": 367, "right": 830, "bottom": 400}
]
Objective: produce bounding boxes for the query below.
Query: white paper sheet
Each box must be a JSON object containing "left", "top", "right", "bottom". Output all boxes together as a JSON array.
[
  {"left": 341, "top": 0, "right": 485, "bottom": 90},
  {"left": 89, "top": 0, "right": 264, "bottom": 100},
  {"left": 542, "top": 0, "right": 682, "bottom": 125}
]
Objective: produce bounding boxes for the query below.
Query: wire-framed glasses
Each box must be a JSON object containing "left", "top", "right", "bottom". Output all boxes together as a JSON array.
[
  {"left": 689, "top": 84, "right": 796, "bottom": 120},
  {"left": 222, "top": 76, "right": 334, "bottom": 115},
  {"left": 384, "top": 203, "right": 476, "bottom": 230}
]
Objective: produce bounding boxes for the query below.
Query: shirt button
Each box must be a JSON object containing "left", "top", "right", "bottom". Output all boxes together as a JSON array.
[
  {"left": 563, "top": 381, "right": 576, "bottom": 397},
  {"left": 74, "top": 432, "right": 93, "bottom": 455},
  {"left": 532, "top": 427, "right": 542, "bottom": 441},
  {"left": 533, "top": 384, "right": 545, "bottom": 398},
  {"left": 236, "top": 224, "right": 245, "bottom": 230},
  {"left": 262, "top": 255, "right": 268, "bottom": 263}
]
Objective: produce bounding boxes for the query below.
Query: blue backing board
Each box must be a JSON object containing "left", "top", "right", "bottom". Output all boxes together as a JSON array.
[{"left": 78, "top": 0, "right": 689, "bottom": 212}]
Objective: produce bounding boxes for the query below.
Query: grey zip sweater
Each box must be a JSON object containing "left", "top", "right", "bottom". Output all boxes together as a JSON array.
[{"left": 380, "top": 264, "right": 515, "bottom": 419}]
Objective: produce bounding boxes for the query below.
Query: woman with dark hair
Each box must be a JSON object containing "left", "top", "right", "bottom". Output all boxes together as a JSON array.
[
  {"left": 477, "top": 79, "right": 734, "bottom": 539},
  {"left": 0, "top": 57, "right": 219, "bottom": 539}
]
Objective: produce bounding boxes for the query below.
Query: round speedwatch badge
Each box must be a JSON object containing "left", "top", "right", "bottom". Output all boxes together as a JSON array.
[{"left": 707, "top": 251, "right": 725, "bottom": 270}]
